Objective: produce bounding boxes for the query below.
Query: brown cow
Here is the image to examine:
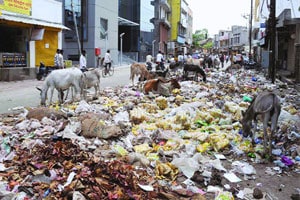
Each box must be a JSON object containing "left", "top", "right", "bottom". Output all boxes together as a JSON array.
[
  {"left": 130, "top": 62, "right": 154, "bottom": 85},
  {"left": 143, "top": 77, "right": 181, "bottom": 96}
]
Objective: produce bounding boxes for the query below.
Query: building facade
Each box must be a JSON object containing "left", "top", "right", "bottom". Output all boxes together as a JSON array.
[
  {"left": 253, "top": 0, "right": 300, "bottom": 81},
  {"left": 151, "top": 0, "right": 171, "bottom": 57},
  {"left": 62, "top": 0, "right": 119, "bottom": 67},
  {"left": 168, "top": 0, "right": 191, "bottom": 56}
]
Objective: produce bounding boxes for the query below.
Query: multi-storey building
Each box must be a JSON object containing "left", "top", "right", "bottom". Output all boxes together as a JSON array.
[
  {"left": 168, "top": 0, "right": 191, "bottom": 56},
  {"left": 214, "top": 26, "right": 248, "bottom": 55},
  {"left": 151, "top": 0, "right": 171, "bottom": 57},
  {"left": 62, "top": 0, "right": 119, "bottom": 67},
  {"left": 253, "top": 0, "right": 300, "bottom": 81},
  {"left": 0, "top": 0, "right": 68, "bottom": 81}
]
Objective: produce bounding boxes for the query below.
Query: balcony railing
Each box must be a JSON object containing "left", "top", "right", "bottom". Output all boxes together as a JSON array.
[
  {"left": 160, "top": 0, "right": 171, "bottom": 12},
  {"left": 158, "top": 17, "right": 171, "bottom": 28}
]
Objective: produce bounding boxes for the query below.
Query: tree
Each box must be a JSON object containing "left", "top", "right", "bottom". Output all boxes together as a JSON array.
[
  {"left": 192, "top": 29, "right": 208, "bottom": 48},
  {"left": 203, "top": 41, "right": 213, "bottom": 50}
]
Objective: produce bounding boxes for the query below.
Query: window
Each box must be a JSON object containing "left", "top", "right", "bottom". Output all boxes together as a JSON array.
[
  {"left": 64, "top": 0, "right": 88, "bottom": 41},
  {"left": 100, "top": 18, "right": 108, "bottom": 39}
]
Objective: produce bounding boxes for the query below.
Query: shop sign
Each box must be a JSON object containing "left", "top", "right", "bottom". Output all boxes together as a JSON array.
[{"left": 0, "top": 0, "right": 32, "bottom": 16}]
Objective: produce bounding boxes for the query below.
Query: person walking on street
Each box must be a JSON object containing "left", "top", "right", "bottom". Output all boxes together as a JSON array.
[
  {"left": 156, "top": 50, "right": 164, "bottom": 71},
  {"left": 58, "top": 49, "right": 64, "bottom": 69},
  {"left": 54, "top": 49, "right": 60, "bottom": 68},
  {"left": 178, "top": 52, "right": 184, "bottom": 66},
  {"left": 146, "top": 54, "right": 153, "bottom": 71},
  {"left": 104, "top": 50, "right": 112, "bottom": 75},
  {"left": 220, "top": 53, "right": 225, "bottom": 68},
  {"left": 80, "top": 50, "right": 88, "bottom": 72}
]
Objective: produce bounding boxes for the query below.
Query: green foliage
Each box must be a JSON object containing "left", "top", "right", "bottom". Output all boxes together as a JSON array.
[
  {"left": 203, "top": 41, "right": 213, "bottom": 50},
  {"left": 192, "top": 29, "right": 208, "bottom": 48}
]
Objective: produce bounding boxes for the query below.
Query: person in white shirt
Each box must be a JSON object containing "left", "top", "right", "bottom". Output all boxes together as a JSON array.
[
  {"left": 58, "top": 49, "right": 64, "bottom": 69},
  {"left": 80, "top": 50, "right": 87, "bottom": 72},
  {"left": 178, "top": 52, "right": 184, "bottom": 65},
  {"left": 146, "top": 54, "right": 153, "bottom": 71},
  {"left": 54, "top": 49, "right": 60, "bottom": 68},
  {"left": 104, "top": 50, "right": 112, "bottom": 74},
  {"left": 156, "top": 50, "right": 164, "bottom": 70}
]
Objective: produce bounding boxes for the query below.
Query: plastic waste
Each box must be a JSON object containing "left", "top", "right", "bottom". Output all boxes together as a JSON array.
[
  {"left": 252, "top": 77, "right": 257, "bottom": 81},
  {"left": 113, "top": 144, "right": 128, "bottom": 156},
  {"left": 272, "top": 149, "right": 282, "bottom": 156},
  {"left": 196, "top": 142, "right": 210, "bottom": 153},
  {"left": 43, "top": 188, "right": 51, "bottom": 197},
  {"left": 281, "top": 156, "right": 294, "bottom": 166},
  {"left": 215, "top": 191, "right": 234, "bottom": 200},
  {"left": 230, "top": 143, "right": 244, "bottom": 156},
  {"left": 242, "top": 95, "right": 252, "bottom": 102},
  {"left": 273, "top": 160, "right": 286, "bottom": 168},
  {"left": 232, "top": 161, "right": 256, "bottom": 175}
]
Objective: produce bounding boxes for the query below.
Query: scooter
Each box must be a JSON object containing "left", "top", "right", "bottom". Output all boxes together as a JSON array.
[
  {"left": 146, "top": 62, "right": 152, "bottom": 71},
  {"left": 36, "top": 62, "right": 57, "bottom": 80}
]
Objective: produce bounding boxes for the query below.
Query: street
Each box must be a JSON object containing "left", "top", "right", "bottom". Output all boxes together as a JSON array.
[{"left": 0, "top": 65, "right": 131, "bottom": 114}]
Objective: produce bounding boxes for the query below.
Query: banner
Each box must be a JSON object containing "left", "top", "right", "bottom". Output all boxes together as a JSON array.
[{"left": 0, "top": 0, "right": 32, "bottom": 16}]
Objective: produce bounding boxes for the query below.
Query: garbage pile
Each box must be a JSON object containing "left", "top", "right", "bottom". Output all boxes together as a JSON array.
[{"left": 0, "top": 69, "right": 299, "bottom": 199}]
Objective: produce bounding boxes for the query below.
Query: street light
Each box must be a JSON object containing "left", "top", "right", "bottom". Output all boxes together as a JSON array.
[
  {"left": 152, "top": 40, "right": 156, "bottom": 58},
  {"left": 120, "top": 33, "right": 125, "bottom": 66}
]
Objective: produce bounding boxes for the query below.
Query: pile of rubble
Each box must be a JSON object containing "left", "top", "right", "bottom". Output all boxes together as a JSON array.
[{"left": 0, "top": 69, "right": 299, "bottom": 199}]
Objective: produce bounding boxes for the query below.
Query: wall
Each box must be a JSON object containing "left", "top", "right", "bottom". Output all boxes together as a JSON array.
[
  {"left": 62, "top": 0, "right": 119, "bottom": 67},
  {"left": 31, "top": 0, "right": 64, "bottom": 67},
  {"left": 169, "top": 0, "right": 180, "bottom": 42}
]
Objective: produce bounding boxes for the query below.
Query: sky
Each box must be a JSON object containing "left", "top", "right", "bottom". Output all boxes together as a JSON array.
[{"left": 186, "top": 0, "right": 252, "bottom": 36}]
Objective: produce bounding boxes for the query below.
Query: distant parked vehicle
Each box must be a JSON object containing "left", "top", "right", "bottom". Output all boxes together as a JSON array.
[
  {"left": 243, "top": 56, "right": 258, "bottom": 69},
  {"left": 36, "top": 62, "right": 58, "bottom": 81}
]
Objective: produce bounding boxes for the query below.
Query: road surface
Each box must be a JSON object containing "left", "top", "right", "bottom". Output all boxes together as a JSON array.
[{"left": 0, "top": 65, "right": 132, "bottom": 114}]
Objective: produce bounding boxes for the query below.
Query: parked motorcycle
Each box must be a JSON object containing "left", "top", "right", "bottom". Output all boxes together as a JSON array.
[
  {"left": 36, "top": 62, "right": 57, "bottom": 80},
  {"left": 244, "top": 59, "right": 258, "bottom": 69},
  {"left": 146, "top": 62, "right": 152, "bottom": 71}
]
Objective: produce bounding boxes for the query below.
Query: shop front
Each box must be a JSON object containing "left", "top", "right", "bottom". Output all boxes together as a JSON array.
[{"left": 0, "top": 0, "right": 68, "bottom": 81}]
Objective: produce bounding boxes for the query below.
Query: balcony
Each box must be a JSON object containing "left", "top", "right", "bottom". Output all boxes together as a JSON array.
[
  {"left": 158, "top": 17, "right": 171, "bottom": 29},
  {"left": 160, "top": 0, "right": 171, "bottom": 12}
]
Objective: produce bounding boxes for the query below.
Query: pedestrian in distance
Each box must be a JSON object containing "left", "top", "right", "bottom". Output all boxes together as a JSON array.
[
  {"left": 178, "top": 52, "right": 184, "bottom": 65},
  {"left": 145, "top": 53, "right": 153, "bottom": 71},
  {"left": 80, "top": 50, "right": 88, "bottom": 72},
  {"left": 220, "top": 53, "right": 225, "bottom": 68},
  {"left": 156, "top": 50, "right": 164, "bottom": 71},
  {"left": 58, "top": 49, "right": 64, "bottom": 69},
  {"left": 104, "top": 49, "right": 112, "bottom": 75},
  {"left": 54, "top": 49, "right": 60, "bottom": 68}
]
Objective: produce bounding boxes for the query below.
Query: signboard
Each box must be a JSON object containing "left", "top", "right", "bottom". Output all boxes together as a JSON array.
[{"left": 0, "top": 0, "right": 32, "bottom": 16}]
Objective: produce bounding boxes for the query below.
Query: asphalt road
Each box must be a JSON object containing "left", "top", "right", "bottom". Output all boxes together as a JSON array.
[{"left": 0, "top": 65, "right": 132, "bottom": 114}]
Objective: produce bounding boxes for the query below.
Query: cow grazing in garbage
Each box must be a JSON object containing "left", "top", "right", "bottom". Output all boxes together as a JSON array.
[
  {"left": 241, "top": 91, "right": 281, "bottom": 158},
  {"left": 37, "top": 67, "right": 83, "bottom": 106},
  {"left": 130, "top": 62, "right": 154, "bottom": 85},
  {"left": 143, "top": 77, "right": 181, "bottom": 96},
  {"left": 81, "top": 68, "right": 101, "bottom": 100},
  {"left": 183, "top": 64, "right": 206, "bottom": 82}
]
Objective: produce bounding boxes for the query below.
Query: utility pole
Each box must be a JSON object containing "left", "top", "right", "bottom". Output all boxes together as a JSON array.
[
  {"left": 71, "top": 0, "right": 81, "bottom": 55},
  {"left": 269, "top": 0, "right": 276, "bottom": 83},
  {"left": 249, "top": 0, "right": 253, "bottom": 57},
  {"left": 80, "top": 0, "right": 84, "bottom": 52}
]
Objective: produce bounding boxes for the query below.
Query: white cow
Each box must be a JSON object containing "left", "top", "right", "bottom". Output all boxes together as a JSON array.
[
  {"left": 81, "top": 68, "right": 101, "bottom": 100},
  {"left": 37, "top": 67, "right": 83, "bottom": 106}
]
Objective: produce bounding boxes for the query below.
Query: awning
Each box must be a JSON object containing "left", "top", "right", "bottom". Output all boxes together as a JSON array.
[
  {"left": 118, "top": 17, "right": 139, "bottom": 26},
  {"left": 0, "top": 12, "right": 70, "bottom": 30}
]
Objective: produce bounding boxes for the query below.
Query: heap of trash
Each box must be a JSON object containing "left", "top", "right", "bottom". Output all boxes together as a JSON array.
[{"left": 0, "top": 69, "right": 299, "bottom": 199}]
